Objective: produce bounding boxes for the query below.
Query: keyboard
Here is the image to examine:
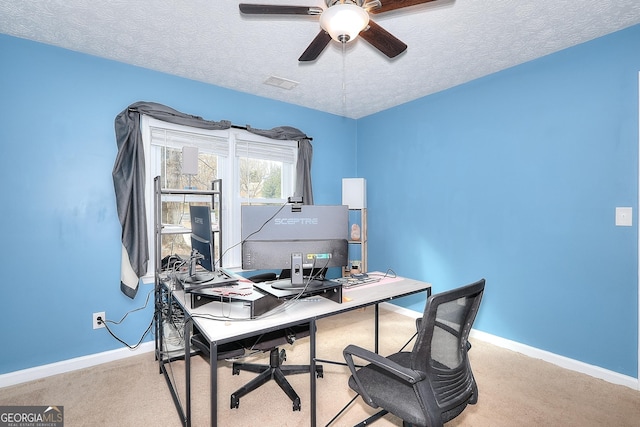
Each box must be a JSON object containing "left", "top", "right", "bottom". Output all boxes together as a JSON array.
[{"left": 330, "top": 276, "right": 381, "bottom": 289}]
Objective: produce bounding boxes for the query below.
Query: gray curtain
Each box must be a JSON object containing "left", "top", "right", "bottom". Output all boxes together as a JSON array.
[
  {"left": 245, "top": 125, "right": 314, "bottom": 205},
  {"left": 296, "top": 139, "right": 314, "bottom": 205},
  {"left": 113, "top": 102, "right": 313, "bottom": 298}
]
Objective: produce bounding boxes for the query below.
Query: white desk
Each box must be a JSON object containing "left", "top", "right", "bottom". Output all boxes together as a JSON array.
[{"left": 167, "top": 274, "right": 431, "bottom": 426}]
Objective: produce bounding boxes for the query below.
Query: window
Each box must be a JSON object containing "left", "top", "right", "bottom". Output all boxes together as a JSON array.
[{"left": 140, "top": 116, "right": 297, "bottom": 280}]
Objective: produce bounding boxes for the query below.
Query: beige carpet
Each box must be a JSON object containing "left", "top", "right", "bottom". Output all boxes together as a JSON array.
[{"left": 1, "top": 307, "right": 639, "bottom": 426}]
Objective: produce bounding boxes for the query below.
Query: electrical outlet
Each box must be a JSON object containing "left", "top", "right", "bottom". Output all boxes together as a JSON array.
[{"left": 93, "top": 312, "right": 106, "bottom": 329}]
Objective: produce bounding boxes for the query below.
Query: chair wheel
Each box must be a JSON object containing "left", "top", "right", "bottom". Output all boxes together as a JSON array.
[
  {"left": 293, "top": 398, "right": 301, "bottom": 411},
  {"left": 230, "top": 395, "right": 239, "bottom": 409},
  {"left": 316, "top": 366, "right": 324, "bottom": 378},
  {"left": 232, "top": 366, "right": 240, "bottom": 375}
]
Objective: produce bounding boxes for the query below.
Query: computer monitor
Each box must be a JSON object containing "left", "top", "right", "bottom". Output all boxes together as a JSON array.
[
  {"left": 241, "top": 204, "right": 349, "bottom": 290},
  {"left": 185, "top": 205, "right": 216, "bottom": 283}
]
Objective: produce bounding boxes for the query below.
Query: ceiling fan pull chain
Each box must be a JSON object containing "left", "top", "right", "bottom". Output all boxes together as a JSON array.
[{"left": 342, "top": 43, "right": 347, "bottom": 116}]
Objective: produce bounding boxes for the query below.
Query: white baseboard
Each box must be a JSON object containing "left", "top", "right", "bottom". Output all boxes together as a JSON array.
[
  {"left": 3, "top": 305, "right": 639, "bottom": 391},
  {"left": 469, "top": 329, "right": 639, "bottom": 390},
  {"left": 380, "top": 302, "right": 422, "bottom": 319},
  {"left": 380, "top": 302, "right": 640, "bottom": 391},
  {"left": 0, "top": 342, "right": 155, "bottom": 388}
]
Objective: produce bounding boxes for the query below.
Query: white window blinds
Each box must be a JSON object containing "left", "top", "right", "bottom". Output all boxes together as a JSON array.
[
  {"left": 235, "top": 137, "right": 296, "bottom": 162},
  {"left": 150, "top": 126, "right": 229, "bottom": 155}
]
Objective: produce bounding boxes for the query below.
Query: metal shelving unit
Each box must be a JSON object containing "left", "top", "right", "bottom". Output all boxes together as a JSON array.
[
  {"left": 153, "top": 176, "right": 222, "bottom": 426},
  {"left": 344, "top": 207, "right": 367, "bottom": 276}
]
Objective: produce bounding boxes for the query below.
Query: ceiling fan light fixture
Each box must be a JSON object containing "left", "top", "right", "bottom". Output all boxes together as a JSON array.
[{"left": 319, "top": 4, "right": 369, "bottom": 43}]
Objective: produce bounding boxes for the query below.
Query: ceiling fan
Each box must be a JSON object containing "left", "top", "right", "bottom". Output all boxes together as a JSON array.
[{"left": 239, "top": 0, "right": 437, "bottom": 61}]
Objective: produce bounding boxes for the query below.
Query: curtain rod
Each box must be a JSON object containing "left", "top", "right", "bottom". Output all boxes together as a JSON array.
[{"left": 231, "top": 124, "right": 313, "bottom": 141}]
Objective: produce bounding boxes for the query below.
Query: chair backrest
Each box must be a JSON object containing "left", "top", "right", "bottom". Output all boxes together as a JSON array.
[{"left": 411, "top": 279, "right": 485, "bottom": 417}]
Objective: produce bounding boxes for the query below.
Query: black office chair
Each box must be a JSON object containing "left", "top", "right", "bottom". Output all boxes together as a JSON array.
[
  {"left": 228, "top": 271, "right": 324, "bottom": 411},
  {"left": 342, "top": 279, "right": 485, "bottom": 427}
]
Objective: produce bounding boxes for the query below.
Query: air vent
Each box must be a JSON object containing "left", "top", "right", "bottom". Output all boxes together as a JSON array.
[{"left": 264, "top": 76, "right": 299, "bottom": 90}]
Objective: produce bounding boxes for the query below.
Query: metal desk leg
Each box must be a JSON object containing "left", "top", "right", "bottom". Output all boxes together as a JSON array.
[
  {"left": 374, "top": 303, "right": 379, "bottom": 354},
  {"left": 310, "top": 318, "right": 317, "bottom": 427},
  {"left": 185, "top": 318, "right": 192, "bottom": 427},
  {"left": 210, "top": 341, "right": 218, "bottom": 426}
]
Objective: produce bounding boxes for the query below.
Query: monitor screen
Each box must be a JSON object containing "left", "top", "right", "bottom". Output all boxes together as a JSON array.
[
  {"left": 186, "top": 205, "right": 215, "bottom": 282},
  {"left": 241, "top": 204, "right": 349, "bottom": 289}
]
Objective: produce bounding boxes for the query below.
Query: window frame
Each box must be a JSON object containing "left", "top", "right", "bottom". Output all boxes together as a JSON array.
[{"left": 140, "top": 115, "right": 297, "bottom": 281}]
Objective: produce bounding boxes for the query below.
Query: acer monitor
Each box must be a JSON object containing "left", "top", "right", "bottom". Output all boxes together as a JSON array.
[
  {"left": 185, "top": 205, "right": 216, "bottom": 283},
  {"left": 241, "top": 204, "right": 349, "bottom": 290}
]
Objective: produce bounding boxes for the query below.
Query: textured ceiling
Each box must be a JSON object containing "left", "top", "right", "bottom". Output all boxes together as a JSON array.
[{"left": 1, "top": 1, "right": 639, "bottom": 118}]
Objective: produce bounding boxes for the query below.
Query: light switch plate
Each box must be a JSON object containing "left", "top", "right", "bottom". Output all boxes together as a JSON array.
[{"left": 615, "top": 207, "right": 632, "bottom": 226}]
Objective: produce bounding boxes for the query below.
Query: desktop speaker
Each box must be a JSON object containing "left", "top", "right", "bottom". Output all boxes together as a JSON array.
[{"left": 342, "top": 178, "right": 366, "bottom": 209}]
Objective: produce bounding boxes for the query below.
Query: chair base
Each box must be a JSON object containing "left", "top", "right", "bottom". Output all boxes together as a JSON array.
[
  {"left": 355, "top": 409, "right": 389, "bottom": 427},
  {"left": 230, "top": 347, "right": 323, "bottom": 411},
  {"left": 355, "top": 410, "right": 421, "bottom": 427}
]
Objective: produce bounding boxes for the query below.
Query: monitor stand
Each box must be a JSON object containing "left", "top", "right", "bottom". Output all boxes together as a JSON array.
[
  {"left": 270, "top": 252, "right": 328, "bottom": 290},
  {"left": 254, "top": 279, "right": 342, "bottom": 304},
  {"left": 180, "top": 249, "right": 219, "bottom": 288},
  {"left": 183, "top": 271, "right": 216, "bottom": 284},
  {"left": 178, "top": 269, "right": 238, "bottom": 292},
  {"left": 271, "top": 278, "right": 325, "bottom": 291}
]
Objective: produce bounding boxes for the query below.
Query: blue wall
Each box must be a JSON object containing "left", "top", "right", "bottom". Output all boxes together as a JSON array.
[
  {"left": 359, "top": 25, "right": 640, "bottom": 377},
  {"left": 0, "top": 34, "right": 356, "bottom": 374},
  {"left": 1, "top": 24, "right": 639, "bottom": 380}
]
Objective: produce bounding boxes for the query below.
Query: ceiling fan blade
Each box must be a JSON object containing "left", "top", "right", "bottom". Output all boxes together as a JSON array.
[
  {"left": 368, "top": 0, "right": 438, "bottom": 14},
  {"left": 298, "top": 30, "right": 332, "bottom": 62},
  {"left": 239, "top": 4, "right": 323, "bottom": 15},
  {"left": 359, "top": 20, "right": 407, "bottom": 58}
]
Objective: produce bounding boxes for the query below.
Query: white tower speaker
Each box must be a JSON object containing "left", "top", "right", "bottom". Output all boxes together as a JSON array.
[
  {"left": 181, "top": 146, "right": 199, "bottom": 176},
  {"left": 342, "top": 178, "right": 366, "bottom": 209}
]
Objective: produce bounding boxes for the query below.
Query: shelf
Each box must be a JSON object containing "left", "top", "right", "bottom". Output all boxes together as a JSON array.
[
  {"left": 160, "top": 224, "right": 220, "bottom": 235},
  {"left": 345, "top": 207, "right": 367, "bottom": 275},
  {"left": 161, "top": 224, "right": 191, "bottom": 235},
  {"left": 160, "top": 187, "right": 220, "bottom": 196}
]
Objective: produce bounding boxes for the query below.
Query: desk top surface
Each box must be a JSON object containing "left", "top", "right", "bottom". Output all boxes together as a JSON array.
[{"left": 168, "top": 272, "right": 430, "bottom": 344}]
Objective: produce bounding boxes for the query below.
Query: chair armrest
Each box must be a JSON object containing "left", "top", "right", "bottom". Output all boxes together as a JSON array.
[
  {"left": 343, "top": 344, "right": 425, "bottom": 407},
  {"left": 344, "top": 345, "right": 424, "bottom": 383}
]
